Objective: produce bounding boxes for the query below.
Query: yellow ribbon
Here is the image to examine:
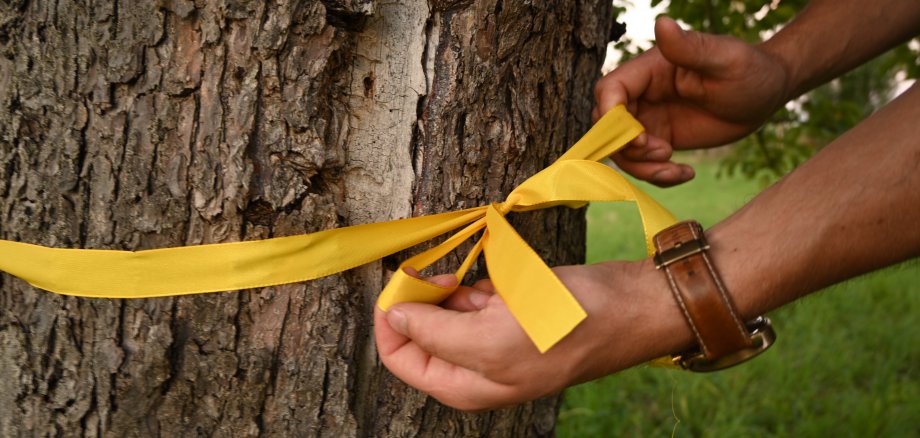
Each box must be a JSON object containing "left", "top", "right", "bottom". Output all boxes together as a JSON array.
[{"left": 0, "top": 106, "right": 676, "bottom": 353}]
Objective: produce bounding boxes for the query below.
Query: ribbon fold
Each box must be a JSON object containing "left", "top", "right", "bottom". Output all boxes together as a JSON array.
[{"left": 0, "top": 106, "right": 676, "bottom": 353}]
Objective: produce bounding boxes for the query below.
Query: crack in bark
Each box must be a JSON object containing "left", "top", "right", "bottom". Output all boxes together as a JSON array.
[{"left": 159, "top": 298, "right": 182, "bottom": 398}]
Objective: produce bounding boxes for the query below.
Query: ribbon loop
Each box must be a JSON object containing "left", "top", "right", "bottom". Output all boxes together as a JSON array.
[{"left": 377, "top": 215, "right": 487, "bottom": 309}]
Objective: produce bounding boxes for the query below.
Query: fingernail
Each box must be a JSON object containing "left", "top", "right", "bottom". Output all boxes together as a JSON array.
[
  {"left": 635, "top": 133, "right": 648, "bottom": 147},
  {"left": 402, "top": 267, "right": 419, "bottom": 277},
  {"left": 644, "top": 148, "right": 670, "bottom": 161},
  {"left": 652, "top": 168, "right": 676, "bottom": 182},
  {"left": 430, "top": 274, "right": 458, "bottom": 288},
  {"left": 469, "top": 291, "right": 491, "bottom": 309},
  {"left": 388, "top": 308, "right": 408, "bottom": 335}
]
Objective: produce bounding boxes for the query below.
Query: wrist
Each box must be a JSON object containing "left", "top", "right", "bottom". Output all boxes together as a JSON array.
[
  {"left": 704, "top": 216, "right": 783, "bottom": 321},
  {"left": 594, "top": 259, "right": 696, "bottom": 371},
  {"left": 651, "top": 221, "right": 777, "bottom": 371},
  {"left": 637, "top": 257, "right": 699, "bottom": 357},
  {"left": 757, "top": 38, "right": 801, "bottom": 106}
]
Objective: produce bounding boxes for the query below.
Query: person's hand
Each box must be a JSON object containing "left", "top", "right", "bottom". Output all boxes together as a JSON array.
[
  {"left": 374, "top": 261, "right": 693, "bottom": 411},
  {"left": 594, "top": 17, "right": 791, "bottom": 187}
]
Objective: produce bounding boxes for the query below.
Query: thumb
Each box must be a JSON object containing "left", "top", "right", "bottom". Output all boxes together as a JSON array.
[
  {"left": 384, "top": 301, "right": 499, "bottom": 370},
  {"left": 655, "top": 16, "right": 733, "bottom": 74},
  {"left": 402, "top": 267, "right": 458, "bottom": 288}
]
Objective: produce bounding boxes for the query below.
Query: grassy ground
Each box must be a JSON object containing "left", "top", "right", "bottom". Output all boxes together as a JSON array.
[{"left": 557, "top": 158, "right": 920, "bottom": 437}]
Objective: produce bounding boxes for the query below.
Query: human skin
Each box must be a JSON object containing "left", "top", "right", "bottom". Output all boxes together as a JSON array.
[
  {"left": 375, "top": 1, "right": 920, "bottom": 411},
  {"left": 595, "top": 1, "right": 920, "bottom": 187}
]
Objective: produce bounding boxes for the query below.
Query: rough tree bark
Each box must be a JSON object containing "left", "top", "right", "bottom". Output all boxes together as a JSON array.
[{"left": 0, "top": 0, "right": 611, "bottom": 436}]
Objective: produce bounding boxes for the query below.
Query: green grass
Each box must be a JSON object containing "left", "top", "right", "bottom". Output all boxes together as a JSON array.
[{"left": 558, "top": 158, "right": 920, "bottom": 437}]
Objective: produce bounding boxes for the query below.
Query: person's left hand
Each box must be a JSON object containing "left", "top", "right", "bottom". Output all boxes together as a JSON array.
[{"left": 374, "top": 261, "right": 692, "bottom": 411}]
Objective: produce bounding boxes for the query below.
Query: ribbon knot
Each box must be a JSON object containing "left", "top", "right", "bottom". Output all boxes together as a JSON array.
[
  {"left": 0, "top": 106, "right": 676, "bottom": 354},
  {"left": 497, "top": 193, "right": 521, "bottom": 216},
  {"left": 376, "top": 106, "right": 678, "bottom": 352}
]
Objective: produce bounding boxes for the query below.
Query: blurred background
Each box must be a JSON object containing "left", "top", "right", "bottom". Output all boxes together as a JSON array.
[{"left": 558, "top": 1, "right": 920, "bottom": 436}]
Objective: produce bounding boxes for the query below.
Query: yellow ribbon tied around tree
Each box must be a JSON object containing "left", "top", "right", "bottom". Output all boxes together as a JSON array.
[{"left": 0, "top": 106, "right": 676, "bottom": 353}]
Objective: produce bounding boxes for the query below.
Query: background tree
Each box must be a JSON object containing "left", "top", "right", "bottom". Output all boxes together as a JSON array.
[
  {"left": 0, "top": 0, "right": 611, "bottom": 435},
  {"left": 614, "top": 0, "right": 920, "bottom": 183}
]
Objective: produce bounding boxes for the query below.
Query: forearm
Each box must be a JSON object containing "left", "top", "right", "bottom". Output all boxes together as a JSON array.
[
  {"left": 763, "top": 0, "right": 920, "bottom": 101},
  {"left": 709, "top": 82, "right": 920, "bottom": 319}
]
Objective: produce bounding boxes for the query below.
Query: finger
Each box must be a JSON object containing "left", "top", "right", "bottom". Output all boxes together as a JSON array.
[
  {"left": 593, "top": 54, "right": 656, "bottom": 115},
  {"left": 401, "top": 267, "right": 459, "bottom": 289},
  {"left": 633, "top": 132, "right": 648, "bottom": 148},
  {"left": 426, "top": 273, "right": 458, "bottom": 288},
  {"left": 398, "top": 267, "right": 460, "bottom": 306},
  {"left": 655, "top": 16, "right": 735, "bottom": 75},
  {"left": 612, "top": 155, "right": 696, "bottom": 187},
  {"left": 376, "top": 268, "right": 458, "bottom": 355},
  {"left": 442, "top": 285, "right": 493, "bottom": 311},
  {"left": 619, "top": 136, "right": 672, "bottom": 162},
  {"left": 373, "top": 307, "right": 518, "bottom": 411},
  {"left": 594, "top": 77, "right": 629, "bottom": 116},
  {"left": 471, "top": 278, "right": 496, "bottom": 293},
  {"left": 385, "top": 300, "right": 528, "bottom": 373},
  {"left": 385, "top": 303, "right": 488, "bottom": 367},
  {"left": 404, "top": 269, "right": 468, "bottom": 311},
  {"left": 627, "top": 99, "right": 639, "bottom": 116},
  {"left": 440, "top": 278, "right": 496, "bottom": 311}
]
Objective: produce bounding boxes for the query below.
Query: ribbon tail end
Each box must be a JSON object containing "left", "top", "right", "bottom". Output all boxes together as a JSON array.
[{"left": 531, "top": 307, "right": 588, "bottom": 354}]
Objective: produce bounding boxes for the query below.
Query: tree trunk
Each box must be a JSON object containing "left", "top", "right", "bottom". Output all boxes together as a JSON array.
[{"left": 0, "top": 0, "right": 610, "bottom": 436}]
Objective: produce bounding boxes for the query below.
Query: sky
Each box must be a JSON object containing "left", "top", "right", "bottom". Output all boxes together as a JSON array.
[
  {"left": 618, "top": 0, "right": 665, "bottom": 47},
  {"left": 603, "top": 0, "right": 667, "bottom": 72}
]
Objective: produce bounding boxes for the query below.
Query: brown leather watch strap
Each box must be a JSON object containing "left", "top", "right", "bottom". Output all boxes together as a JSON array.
[{"left": 654, "top": 221, "right": 753, "bottom": 363}]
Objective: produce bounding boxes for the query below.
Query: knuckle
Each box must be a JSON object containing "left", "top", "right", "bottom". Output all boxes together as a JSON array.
[
  {"left": 674, "top": 69, "right": 705, "bottom": 99},
  {"left": 476, "top": 348, "right": 522, "bottom": 384},
  {"left": 689, "top": 30, "right": 708, "bottom": 52},
  {"left": 478, "top": 355, "right": 504, "bottom": 377},
  {"left": 415, "top": 335, "right": 442, "bottom": 358}
]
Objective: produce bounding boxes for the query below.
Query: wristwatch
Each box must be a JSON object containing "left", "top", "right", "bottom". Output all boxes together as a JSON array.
[{"left": 653, "top": 220, "right": 776, "bottom": 372}]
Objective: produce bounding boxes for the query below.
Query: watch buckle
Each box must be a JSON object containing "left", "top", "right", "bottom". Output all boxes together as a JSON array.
[
  {"left": 654, "top": 238, "right": 710, "bottom": 269},
  {"left": 672, "top": 317, "right": 776, "bottom": 372}
]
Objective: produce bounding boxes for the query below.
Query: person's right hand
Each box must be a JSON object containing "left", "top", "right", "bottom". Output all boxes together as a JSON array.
[{"left": 594, "top": 17, "right": 792, "bottom": 187}]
